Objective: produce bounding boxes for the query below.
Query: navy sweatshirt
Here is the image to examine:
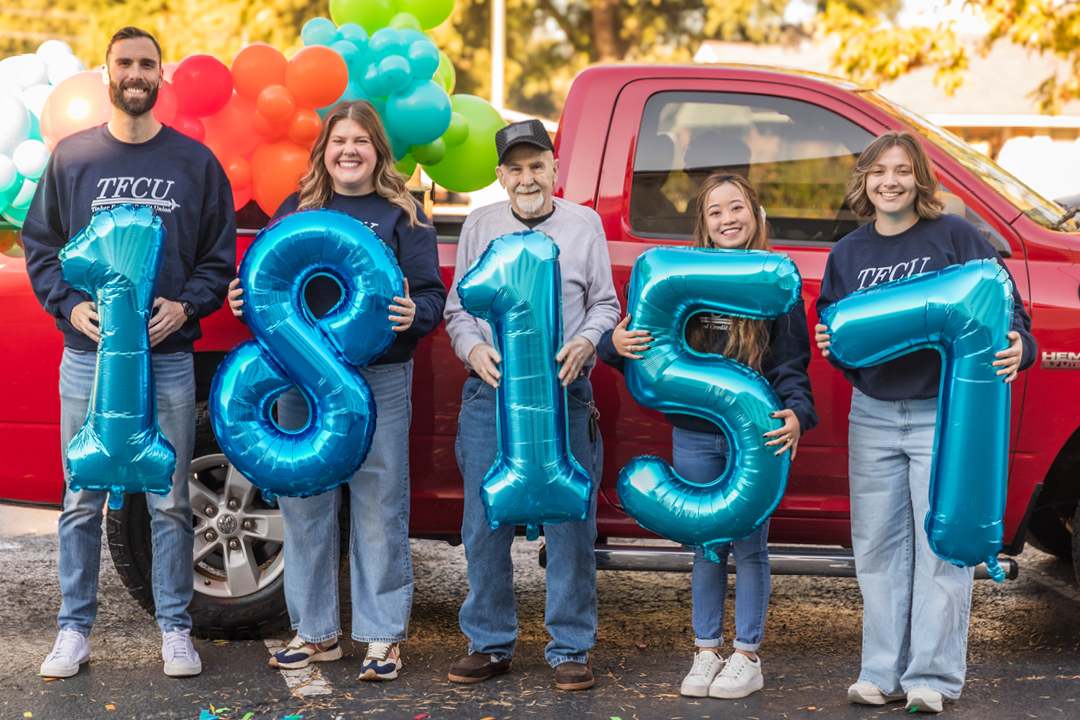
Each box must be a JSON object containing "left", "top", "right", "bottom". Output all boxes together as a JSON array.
[
  {"left": 22, "top": 125, "right": 236, "bottom": 354},
  {"left": 598, "top": 297, "right": 819, "bottom": 436},
  {"left": 816, "top": 213, "right": 1036, "bottom": 401},
  {"left": 272, "top": 191, "right": 446, "bottom": 365}
]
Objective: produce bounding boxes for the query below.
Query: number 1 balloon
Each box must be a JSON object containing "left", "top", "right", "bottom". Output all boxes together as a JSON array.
[
  {"left": 819, "top": 259, "right": 1013, "bottom": 581},
  {"left": 617, "top": 248, "right": 801, "bottom": 561},
  {"left": 60, "top": 205, "right": 176, "bottom": 509},
  {"left": 457, "top": 231, "right": 592, "bottom": 540},
  {"left": 210, "top": 209, "right": 403, "bottom": 501}
]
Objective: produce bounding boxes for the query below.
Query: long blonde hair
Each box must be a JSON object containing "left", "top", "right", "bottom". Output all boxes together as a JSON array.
[
  {"left": 686, "top": 173, "right": 773, "bottom": 372},
  {"left": 297, "top": 100, "right": 428, "bottom": 228},
  {"left": 846, "top": 131, "right": 944, "bottom": 221}
]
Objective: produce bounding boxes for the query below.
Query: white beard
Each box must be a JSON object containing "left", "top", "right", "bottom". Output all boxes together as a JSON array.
[{"left": 514, "top": 188, "right": 545, "bottom": 215}]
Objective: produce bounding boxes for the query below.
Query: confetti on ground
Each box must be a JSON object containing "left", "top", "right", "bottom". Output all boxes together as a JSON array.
[
  {"left": 241, "top": 715, "right": 254, "bottom": 720},
  {"left": 23, "top": 713, "right": 32, "bottom": 718},
  {"left": 481, "top": 717, "right": 495, "bottom": 720},
  {"left": 611, "top": 717, "right": 623, "bottom": 720},
  {"left": 105, "top": 706, "right": 115, "bottom": 711},
  {"left": 636, "top": 644, "right": 646, "bottom": 649},
  {"left": 414, "top": 716, "right": 428, "bottom": 720},
  {"left": 198, "top": 711, "right": 220, "bottom": 720}
]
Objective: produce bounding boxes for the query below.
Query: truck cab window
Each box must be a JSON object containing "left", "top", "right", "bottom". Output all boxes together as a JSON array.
[{"left": 629, "top": 92, "right": 876, "bottom": 244}]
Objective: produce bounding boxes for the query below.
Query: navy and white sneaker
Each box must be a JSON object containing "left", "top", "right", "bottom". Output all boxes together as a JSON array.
[
  {"left": 269, "top": 635, "right": 342, "bottom": 669},
  {"left": 359, "top": 642, "right": 401, "bottom": 681}
]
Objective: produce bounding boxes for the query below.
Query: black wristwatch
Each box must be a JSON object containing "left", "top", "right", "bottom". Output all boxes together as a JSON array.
[{"left": 180, "top": 301, "right": 196, "bottom": 319}]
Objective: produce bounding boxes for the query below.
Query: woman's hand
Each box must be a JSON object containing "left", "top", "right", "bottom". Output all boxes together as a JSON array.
[
  {"left": 764, "top": 409, "right": 802, "bottom": 458},
  {"left": 227, "top": 278, "right": 244, "bottom": 318},
  {"left": 814, "top": 323, "right": 831, "bottom": 358},
  {"left": 390, "top": 278, "right": 415, "bottom": 332},
  {"left": 993, "top": 330, "right": 1023, "bottom": 383},
  {"left": 612, "top": 315, "right": 653, "bottom": 359}
]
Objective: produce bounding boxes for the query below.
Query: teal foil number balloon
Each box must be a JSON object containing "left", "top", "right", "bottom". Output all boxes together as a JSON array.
[
  {"left": 457, "top": 231, "right": 592, "bottom": 540},
  {"left": 617, "top": 248, "right": 801, "bottom": 562},
  {"left": 819, "top": 259, "right": 1013, "bottom": 581},
  {"left": 59, "top": 205, "right": 176, "bottom": 510},
  {"left": 210, "top": 210, "right": 403, "bottom": 501}
]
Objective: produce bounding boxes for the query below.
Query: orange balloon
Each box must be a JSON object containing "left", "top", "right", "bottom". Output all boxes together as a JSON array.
[
  {"left": 252, "top": 110, "right": 287, "bottom": 140},
  {"left": 252, "top": 140, "right": 310, "bottom": 216},
  {"left": 285, "top": 46, "right": 348, "bottom": 109},
  {"left": 232, "top": 44, "right": 287, "bottom": 103},
  {"left": 232, "top": 184, "right": 252, "bottom": 212},
  {"left": 257, "top": 85, "right": 295, "bottom": 123},
  {"left": 40, "top": 71, "right": 112, "bottom": 151},
  {"left": 287, "top": 108, "right": 323, "bottom": 146},
  {"left": 224, "top": 156, "right": 252, "bottom": 190},
  {"left": 204, "top": 92, "right": 259, "bottom": 159}
]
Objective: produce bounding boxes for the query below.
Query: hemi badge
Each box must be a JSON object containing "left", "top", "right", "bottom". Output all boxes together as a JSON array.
[{"left": 1042, "top": 351, "right": 1080, "bottom": 369}]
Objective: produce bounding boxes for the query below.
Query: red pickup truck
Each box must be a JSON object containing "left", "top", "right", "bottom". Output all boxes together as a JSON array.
[{"left": 3, "top": 64, "right": 1079, "bottom": 639}]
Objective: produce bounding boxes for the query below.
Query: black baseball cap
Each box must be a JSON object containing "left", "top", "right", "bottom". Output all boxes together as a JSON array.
[{"left": 495, "top": 119, "right": 554, "bottom": 165}]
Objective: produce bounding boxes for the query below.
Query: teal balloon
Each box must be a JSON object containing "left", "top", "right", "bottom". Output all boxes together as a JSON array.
[
  {"left": 337, "top": 23, "right": 370, "bottom": 54},
  {"left": 317, "top": 81, "right": 368, "bottom": 119},
  {"left": 28, "top": 110, "right": 41, "bottom": 142},
  {"left": 425, "top": 94, "right": 504, "bottom": 192},
  {"left": 302, "top": 17, "right": 340, "bottom": 46},
  {"left": 330, "top": 0, "right": 397, "bottom": 33},
  {"left": 2, "top": 203, "right": 28, "bottom": 226},
  {"left": 394, "top": 153, "right": 417, "bottom": 177},
  {"left": 410, "top": 137, "right": 445, "bottom": 165},
  {"left": 385, "top": 79, "right": 450, "bottom": 146},
  {"left": 331, "top": 40, "right": 363, "bottom": 75},
  {"left": 360, "top": 63, "right": 390, "bottom": 100},
  {"left": 387, "top": 132, "right": 411, "bottom": 161},
  {"left": 389, "top": 12, "right": 422, "bottom": 31},
  {"left": 406, "top": 38, "right": 440, "bottom": 80},
  {"left": 378, "top": 55, "right": 413, "bottom": 93},
  {"left": 367, "top": 27, "right": 407, "bottom": 64},
  {"left": 433, "top": 50, "right": 456, "bottom": 94},
  {"left": 443, "top": 111, "right": 468, "bottom": 147},
  {"left": 398, "top": 29, "right": 428, "bottom": 45}
]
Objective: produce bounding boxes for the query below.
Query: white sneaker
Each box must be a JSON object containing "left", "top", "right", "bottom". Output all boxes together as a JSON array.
[
  {"left": 709, "top": 652, "right": 763, "bottom": 699},
  {"left": 906, "top": 687, "right": 944, "bottom": 713},
  {"left": 848, "top": 680, "right": 905, "bottom": 705},
  {"left": 679, "top": 649, "right": 724, "bottom": 697},
  {"left": 40, "top": 629, "right": 90, "bottom": 678},
  {"left": 162, "top": 629, "right": 202, "bottom": 677}
]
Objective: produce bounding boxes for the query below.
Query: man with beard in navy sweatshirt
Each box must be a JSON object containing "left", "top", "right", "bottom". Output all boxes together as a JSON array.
[{"left": 22, "top": 27, "right": 235, "bottom": 679}]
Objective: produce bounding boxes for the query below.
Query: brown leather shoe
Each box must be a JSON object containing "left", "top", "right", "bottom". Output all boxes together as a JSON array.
[
  {"left": 447, "top": 652, "right": 512, "bottom": 683},
  {"left": 554, "top": 660, "right": 595, "bottom": 690}
]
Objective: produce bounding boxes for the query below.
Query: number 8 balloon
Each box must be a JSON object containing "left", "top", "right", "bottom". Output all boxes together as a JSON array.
[
  {"left": 819, "top": 259, "right": 1013, "bottom": 581},
  {"left": 617, "top": 248, "right": 801, "bottom": 561},
  {"left": 210, "top": 210, "right": 403, "bottom": 500}
]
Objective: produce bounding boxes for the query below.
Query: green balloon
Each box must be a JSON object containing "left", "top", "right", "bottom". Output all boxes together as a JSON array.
[
  {"left": 389, "top": 12, "right": 423, "bottom": 31},
  {"left": 397, "top": 0, "right": 455, "bottom": 30},
  {"left": 434, "top": 50, "right": 456, "bottom": 94},
  {"left": 2, "top": 204, "right": 28, "bottom": 227},
  {"left": 443, "top": 111, "right": 468, "bottom": 147},
  {"left": 424, "top": 95, "right": 504, "bottom": 192},
  {"left": 411, "top": 137, "right": 446, "bottom": 165},
  {"left": 330, "top": 0, "right": 398, "bottom": 33},
  {"left": 395, "top": 154, "right": 418, "bottom": 177}
]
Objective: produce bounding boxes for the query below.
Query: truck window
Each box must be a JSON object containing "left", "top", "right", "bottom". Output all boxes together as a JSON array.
[{"left": 630, "top": 92, "right": 876, "bottom": 244}]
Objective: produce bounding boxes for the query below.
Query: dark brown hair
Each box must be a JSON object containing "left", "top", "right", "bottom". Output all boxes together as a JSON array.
[
  {"left": 686, "top": 172, "right": 773, "bottom": 372},
  {"left": 106, "top": 27, "right": 162, "bottom": 63},
  {"left": 846, "top": 131, "right": 944, "bottom": 220},
  {"left": 297, "top": 100, "right": 427, "bottom": 228}
]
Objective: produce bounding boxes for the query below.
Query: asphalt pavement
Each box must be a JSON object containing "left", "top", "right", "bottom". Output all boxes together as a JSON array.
[{"left": 1, "top": 506, "right": 1078, "bottom": 720}]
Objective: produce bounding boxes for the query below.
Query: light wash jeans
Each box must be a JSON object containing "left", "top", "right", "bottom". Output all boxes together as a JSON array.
[
  {"left": 455, "top": 375, "right": 602, "bottom": 668},
  {"left": 57, "top": 348, "right": 196, "bottom": 635},
  {"left": 276, "top": 361, "right": 414, "bottom": 643},
  {"left": 848, "top": 388, "right": 975, "bottom": 700},
  {"left": 672, "top": 427, "right": 771, "bottom": 652}
]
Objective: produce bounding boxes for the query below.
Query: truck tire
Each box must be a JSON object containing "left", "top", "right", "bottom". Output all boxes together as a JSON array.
[
  {"left": 1073, "top": 504, "right": 1080, "bottom": 586},
  {"left": 1026, "top": 505, "right": 1075, "bottom": 560},
  {"left": 106, "top": 403, "right": 290, "bottom": 640}
]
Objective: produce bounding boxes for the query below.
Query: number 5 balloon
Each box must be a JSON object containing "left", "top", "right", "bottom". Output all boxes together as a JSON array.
[
  {"left": 819, "top": 259, "right": 1013, "bottom": 581},
  {"left": 60, "top": 205, "right": 176, "bottom": 510},
  {"left": 617, "top": 248, "right": 801, "bottom": 561},
  {"left": 210, "top": 209, "right": 403, "bottom": 501}
]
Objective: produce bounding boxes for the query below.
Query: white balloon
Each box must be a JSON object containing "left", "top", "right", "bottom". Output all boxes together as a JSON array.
[
  {"left": 47, "top": 54, "right": 85, "bottom": 86},
  {"left": 12, "top": 177, "right": 37, "bottom": 209},
  {"left": 21, "top": 84, "right": 53, "bottom": 118},
  {"left": 15, "top": 54, "right": 50, "bottom": 90},
  {"left": 0, "top": 95, "right": 31, "bottom": 156},
  {"left": 13, "top": 139, "right": 49, "bottom": 180},
  {"left": 0, "top": 56, "right": 22, "bottom": 83},
  {"left": 36, "top": 40, "right": 75, "bottom": 63},
  {"left": 0, "top": 155, "right": 18, "bottom": 193}
]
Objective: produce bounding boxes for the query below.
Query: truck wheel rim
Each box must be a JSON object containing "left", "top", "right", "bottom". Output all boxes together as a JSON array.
[{"left": 189, "top": 453, "right": 285, "bottom": 599}]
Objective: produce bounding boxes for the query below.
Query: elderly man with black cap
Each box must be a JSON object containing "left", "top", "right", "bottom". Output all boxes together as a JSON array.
[{"left": 443, "top": 119, "right": 620, "bottom": 690}]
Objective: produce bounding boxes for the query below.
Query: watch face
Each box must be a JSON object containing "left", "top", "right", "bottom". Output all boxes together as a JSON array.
[{"left": 183, "top": 301, "right": 195, "bottom": 318}]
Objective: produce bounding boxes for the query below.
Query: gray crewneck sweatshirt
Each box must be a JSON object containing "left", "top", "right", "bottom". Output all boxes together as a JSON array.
[{"left": 444, "top": 197, "right": 621, "bottom": 372}]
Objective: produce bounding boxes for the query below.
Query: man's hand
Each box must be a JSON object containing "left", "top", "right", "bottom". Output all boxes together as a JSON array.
[
  {"left": 468, "top": 343, "right": 502, "bottom": 388},
  {"left": 389, "top": 278, "right": 416, "bottom": 333},
  {"left": 814, "top": 323, "right": 831, "bottom": 358},
  {"left": 993, "top": 330, "right": 1024, "bottom": 383},
  {"left": 556, "top": 335, "right": 595, "bottom": 387},
  {"left": 149, "top": 297, "right": 187, "bottom": 347},
  {"left": 227, "top": 278, "right": 244, "bottom": 318},
  {"left": 70, "top": 301, "right": 100, "bottom": 343}
]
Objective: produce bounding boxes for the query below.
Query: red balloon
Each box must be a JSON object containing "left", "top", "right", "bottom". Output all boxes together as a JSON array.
[
  {"left": 172, "top": 55, "right": 233, "bottom": 117},
  {"left": 232, "top": 183, "right": 252, "bottom": 212},
  {"left": 203, "top": 92, "right": 259, "bottom": 160},
  {"left": 40, "top": 71, "right": 112, "bottom": 151},
  {"left": 251, "top": 140, "right": 310, "bottom": 216},
  {"left": 285, "top": 46, "right": 348, "bottom": 109},
  {"left": 287, "top": 108, "right": 322, "bottom": 146},
  {"left": 257, "top": 85, "right": 295, "bottom": 123},
  {"left": 162, "top": 62, "right": 178, "bottom": 82},
  {"left": 232, "top": 44, "right": 288, "bottom": 104},
  {"left": 153, "top": 80, "right": 178, "bottom": 125},
  {"left": 172, "top": 113, "right": 205, "bottom": 143},
  {"left": 252, "top": 110, "right": 287, "bottom": 140}
]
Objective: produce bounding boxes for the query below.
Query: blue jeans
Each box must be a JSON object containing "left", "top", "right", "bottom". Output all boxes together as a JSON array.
[
  {"left": 672, "top": 427, "right": 771, "bottom": 652},
  {"left": 277, "top": 361, "right": 414, "bottom": 643},
  {"left": 455, "top": 375, "right": 602, "bottom": 667},
  {"left": 848, "top": 389, "right": 974, "bottom": 699},
  {"left": 57, "top": 348, "right": 196, "bottom": 635}
]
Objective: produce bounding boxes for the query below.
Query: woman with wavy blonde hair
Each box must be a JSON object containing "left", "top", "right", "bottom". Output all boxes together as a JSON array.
[{"left": 227, "top": 99, "right": 446, "bottom": 682}]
